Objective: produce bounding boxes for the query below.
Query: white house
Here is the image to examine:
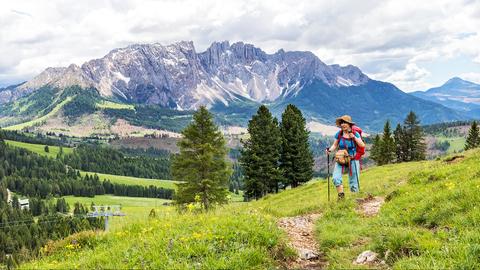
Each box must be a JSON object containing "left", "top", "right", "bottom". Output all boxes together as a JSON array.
[{"left": 6, "top": 189, "right": 29, "bottom": 210}]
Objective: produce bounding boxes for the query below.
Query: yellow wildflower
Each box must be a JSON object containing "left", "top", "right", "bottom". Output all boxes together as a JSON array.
[{"left": 192, "top": 232, "right": 203, "bottom": 239}]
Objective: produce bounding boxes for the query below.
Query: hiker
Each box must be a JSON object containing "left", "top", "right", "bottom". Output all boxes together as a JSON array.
[{"left": 325, "top": 115, "right": 365, "bottom": 199}]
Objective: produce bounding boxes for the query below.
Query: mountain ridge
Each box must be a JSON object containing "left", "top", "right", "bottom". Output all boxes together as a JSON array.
[
  {"left": 0, "top": 41, "right": 469, "bottom": 132},
  {"left": 6, "top": 40, "right": 369, "bottom": 110},
  {"left": 411, "top": 77, "right": 480, "bottom": 117}
]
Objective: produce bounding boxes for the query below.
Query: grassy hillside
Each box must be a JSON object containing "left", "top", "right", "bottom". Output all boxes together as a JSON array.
[
  {"left": 4, "top": 96, "right": 75, "bottom": 131},
  {"left": 79, "top": 171, "right": 177, "bottom": 189},
  {"left": 62, "top": 195, "right": 172, "bottom": 231},
  {"left": 315, "top": 150, "right": 480, "bottom": 269},
  {"left": 96, "top": 100, "right": 135, "bottom": 110},
  {"left": 21, "top": 149, "right": 480, "bottom": 269},
  {"left": 4, "top": 139, "right": 177, "bottom": 188},
  {"left": 22, "top": 209, "right": 292, "bottom": 269},
  {"left": 436, "top": 135, "right": 466, "bottom": 153},
  {"left": 5, "top": 139, "right": 74, "bottom": 158}
]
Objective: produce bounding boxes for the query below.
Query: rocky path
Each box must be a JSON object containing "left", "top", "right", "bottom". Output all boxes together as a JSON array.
[
  {"left": 356, "top": 194, "right": 385, "bottom": 217},
  {"left": 353, "top": 194, "right": 386, "bottom": 266},
  {"left": 277, "top": 195, "right": 386, "bottom": 269},
  {"left": 277, "top": 213, "right": 326, "bottom": 269}
]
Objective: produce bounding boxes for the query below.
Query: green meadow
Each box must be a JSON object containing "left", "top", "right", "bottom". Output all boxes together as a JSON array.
[
  {"left": 4, "top": 139, "right": 178, "bottom": 189},
  {"left": 4, "top": 96, "right": 75, "bottom": 131},
  {"left": 23, "top": 149, "right": 480, "bottom": 269},
  {"left": 62, "top": 195, "right": 173, "bottom": 231},
  {"left": 79, "top": 171, "right": 178, "bottom": 190},
  {"left": 5, "top": 139, "right": 73, "bottom": 158}
]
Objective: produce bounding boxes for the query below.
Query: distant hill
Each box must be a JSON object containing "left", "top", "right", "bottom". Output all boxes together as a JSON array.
[{"left": 411, "top": 77, "right": 480, "bottom": 118}]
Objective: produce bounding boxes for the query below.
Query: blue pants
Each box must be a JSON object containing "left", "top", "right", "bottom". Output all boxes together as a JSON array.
[{"left": 332, "top": 160, "right": 360, "bottom": 192}]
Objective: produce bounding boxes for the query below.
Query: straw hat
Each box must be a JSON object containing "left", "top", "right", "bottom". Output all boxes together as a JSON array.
[{"left": 335, "top": 115, "right": 355, "bottom": 127}]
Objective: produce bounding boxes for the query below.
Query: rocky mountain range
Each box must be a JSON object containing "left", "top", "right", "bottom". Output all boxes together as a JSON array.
[
  {"left": 2, "top": 41, "right": 370, "bottom": 109},
  {"left": 0, "top": 41, "right": 470, "bottom": 132}
]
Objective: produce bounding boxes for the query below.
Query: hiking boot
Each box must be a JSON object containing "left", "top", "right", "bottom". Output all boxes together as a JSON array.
[{"left": 338, "top": 192, "right": 345, "bottom": 200}]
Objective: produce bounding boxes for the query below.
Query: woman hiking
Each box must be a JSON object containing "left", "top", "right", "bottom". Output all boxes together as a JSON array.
[{"left": 326, "top": 115, "right": 365, "bottom": 200}]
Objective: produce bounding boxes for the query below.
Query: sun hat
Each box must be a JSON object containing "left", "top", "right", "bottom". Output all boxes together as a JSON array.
[{"left": 335, "top": 115, "right": 355, "bottom": 127}]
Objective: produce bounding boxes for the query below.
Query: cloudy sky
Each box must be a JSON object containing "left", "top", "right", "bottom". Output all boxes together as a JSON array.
[{"left": 1, "top": 0, "right": 479, "bottom": 92}]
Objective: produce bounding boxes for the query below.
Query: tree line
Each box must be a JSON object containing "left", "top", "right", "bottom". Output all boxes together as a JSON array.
[
  {"left": 370, "top": 111, "right": 426, "bottom": 165},
  {"left": 240, "top": 104, "right": 313, "bottom": 200},
  {"left": 60, "top": 144, "right": 171, "bottom": 180},
  {"left": 0, "top": 130, "right": 70, "bottom": 147},
  {"left": 171, "top": 104, "right": 315, "bottom": 210},
  {"left": 422, "top": 120, "right": 474, "bottom": 136},
  {"left": 0, "top": 139, "right": 174, "bottom": 200},
  {"left": 0, "top": 186, "right": 103, "bottom": 266}
]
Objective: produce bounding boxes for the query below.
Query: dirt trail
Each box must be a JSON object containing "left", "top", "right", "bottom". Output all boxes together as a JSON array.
[
  {"left": 277, "top": 213, "right": 326, "bottom": 269},
  {"left": 356, "top": 194, "right": 385, "bottom": 217},
  {"left": 277, "top": 195, "right": 385, "bottom": 269}
]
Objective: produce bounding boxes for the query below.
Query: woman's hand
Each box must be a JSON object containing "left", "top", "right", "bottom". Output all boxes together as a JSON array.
[
  {"left": 326, "top": 140, "right": 339, "bottom": 154},
  {"left": 351, "top": 133, "right": 366, "bottom": 147}
]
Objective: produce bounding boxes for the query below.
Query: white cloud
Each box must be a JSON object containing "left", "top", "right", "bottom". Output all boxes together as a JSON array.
[
  {"left": 474, "top": 55, "right": 480, "bottom": 64},
  {"left": 459, "top": 72, "right": 480, "bottom": 84},
  {"left": 0, "top": 0, "right": 479, "bottom": 91},
  {"left": 370, "top": 62, "right": 432, "bottom": 92}
]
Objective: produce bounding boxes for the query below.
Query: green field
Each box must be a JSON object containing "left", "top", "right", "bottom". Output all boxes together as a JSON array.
[
  {"left": 80, "top": 171, "right": 178, "bottom": 189},
  {"left": 63, "top": 195, "right": 173, "bottom": 231},
  {"left": 4, "top": 139, "right": 245, "bottom": 195},
  {"left": 5, "top": 140, "right": 73, "bottom": 158},
  {"left": 63, "top": 194, "right": 171, "bottom": 208},
  {"left": 4, "top": 139, "right": 179, "bottom": 189},
  {"left": 436, "top": 135, "right": 466, "bottom": 153},
  {"left": 96, "top": 100, "right": 135, "bottom": 110},
  {"left": 4, "top": 96, "right": 75, "bottom": 131},
  {"left": 23, "top": 149, "right": 480, "bottom": 269}
]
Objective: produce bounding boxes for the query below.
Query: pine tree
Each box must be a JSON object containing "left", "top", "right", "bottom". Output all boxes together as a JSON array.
[
  {"left": 380, "top": 120, "right": 396, "bottom": 164},
  {"left": 279, "top": 104, "right": 314, "bottom": 187},
  {"left": 393, "top": 123, "right": 405, "bottom": 162},
  {"left": 403, "top": 111, "right": 426, "bottom": 161},
  {"left": 171, "top": 106, "right": 231, "bottom": 211},
  {"left": 240, "top": 105, "right": 282, "bottom": 200},
  {"left": 229, "top": 162, "right": 243, "bottom": 194},
  {"left": 370, "top": 134, "right": 382, "bottom": 165},
  {"left": 465, "top": 121, "right": 480, "bottom": 150}
]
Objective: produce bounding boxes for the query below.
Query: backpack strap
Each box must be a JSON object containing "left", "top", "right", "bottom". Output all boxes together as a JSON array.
[{"left": 339, "top": 135, "right": 355, "bottom": 176}]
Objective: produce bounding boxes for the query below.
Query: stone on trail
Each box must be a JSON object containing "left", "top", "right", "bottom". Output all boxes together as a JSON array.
[
  {"left": 354, "top": 250, "right": 379, "bottom": 264},
  {"left": 298, "top": 248, "right": 319, "bottom": 260}
]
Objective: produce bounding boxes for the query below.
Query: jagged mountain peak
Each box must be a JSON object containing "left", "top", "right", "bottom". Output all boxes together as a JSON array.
[{"left": 6, "top": 40, "right": 372, "bottom": 109}]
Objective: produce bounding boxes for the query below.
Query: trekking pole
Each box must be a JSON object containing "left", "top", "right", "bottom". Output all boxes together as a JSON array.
[{"left": 326, "top": 149, "right": 330, "bottom": 202}]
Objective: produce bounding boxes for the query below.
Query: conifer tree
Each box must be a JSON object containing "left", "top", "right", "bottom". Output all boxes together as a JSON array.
[
  {"left": 229, "top": 162, "right": 243, "bottom": 194},
  {"left": 240, "top": 105, "right": 282, "bottom": 200},
  {"left": 380, "top": 120, "right": 396, "bottom": 164},
  {"left": 172, "top": 106, "right": 231, "bottom": 211},
  {"left": 465, "top": 121, "right": 480, "bottom": 150},
  {"left": 393, "top": 123, "right": 405, "bottom": 162},
  {"left": 403, "top": 111, "right": 426, "bottom": 161},
  {"left": 279, "top": 104, "right": 314, "bottom": 187},
  {"left": 370, "top": 134, "right": 382, "bottom": 165}
]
